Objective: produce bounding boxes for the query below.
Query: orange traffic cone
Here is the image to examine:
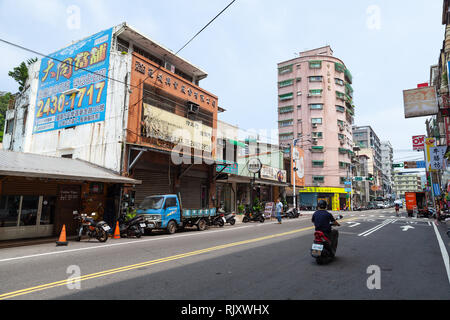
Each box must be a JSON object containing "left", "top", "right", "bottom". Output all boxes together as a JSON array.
[
  {"left": 113, "top": 221, "right": 121, "bottom": 239},
  {"left": 56, "top": 225, "right": 68, "bottom": 246}
]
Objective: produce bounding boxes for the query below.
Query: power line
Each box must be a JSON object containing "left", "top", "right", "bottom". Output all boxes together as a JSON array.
[
  {"left": 0, "top": 1, "right": 237, "bottom": 93},
  {"left": 175, "top": 0, "right": 236, "bottom": 55}
]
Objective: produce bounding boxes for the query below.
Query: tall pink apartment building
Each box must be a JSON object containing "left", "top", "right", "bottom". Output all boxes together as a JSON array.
[{"left": 277, "top": 46, "right": 355, "bottom": 210}]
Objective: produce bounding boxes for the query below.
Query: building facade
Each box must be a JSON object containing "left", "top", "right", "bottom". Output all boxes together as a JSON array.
[
  {"left": 393, "top": 174, "right": 423, "bottom": 199},
  {"left": 277, "top": 46, "right": 355, "bottom": 211},
  {"left": 380, "top": 141, "right": 394, "bottom": 200},
  {"left": 352, "top": 125, "right": 383, "bottom": 201},
  {"left": 3, "top": 23, "right": 219, "bottom": 215}
]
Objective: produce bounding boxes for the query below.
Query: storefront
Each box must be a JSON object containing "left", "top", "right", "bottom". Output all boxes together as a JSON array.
[
  {"left": 298, "top": 187, "right": 350, "bottom": 211},
  {"left": 0, "top": 150, "right": 140, "bottom": 241}
]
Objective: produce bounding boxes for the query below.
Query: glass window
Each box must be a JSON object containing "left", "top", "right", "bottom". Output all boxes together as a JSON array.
[
  {"left": 165, "top": 197, "right": 178, "bottom": 208},
  {"left": 278, "top": 64, "right": 293, "bottom": 75},
  {"left": 310, "top": 104, "right": 323, "bottom": 110},
  {"left": 311, "top": 118, "right": 322, "bottom": 124},
  {"left": 336, "top": 106, "right": 345, "bottom": 113},
  {"left": 313, "top": 176, "right": 324, "bottom": 182},
  {"left": 312, "top": 132, "right": 323, "bottom": 139},
  {"left": 279, "top": 93, "right": 294, "bottom": 101},
  {"left": 309, "top": 89, "right": 323, "bottom": 96},
  {"left": 309, "top": 76, "right": 323, "bottom": 82},
  {"left": 309, "top": 61, "right": 322, "bottom": 69},
  {"left": 0, "top": 196, "right": 20, "bottom": 228},
  {"left": 41, "top": 196, "right": 56, "bottom": 225},
  {"left": 20, "top": 196, "right": 39, "bottom": 226}
]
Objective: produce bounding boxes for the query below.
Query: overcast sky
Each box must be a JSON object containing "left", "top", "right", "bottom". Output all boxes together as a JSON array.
[{"left": 0, "top": 0, "right": 445, "bottom": 164}]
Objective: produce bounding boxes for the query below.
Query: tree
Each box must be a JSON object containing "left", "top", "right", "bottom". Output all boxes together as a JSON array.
[
  {"left": 0, "top": 92, "right": 12, "bottom": 143},
  {"left": 8, "top": 58, "right": 38, "bottom": 92}
]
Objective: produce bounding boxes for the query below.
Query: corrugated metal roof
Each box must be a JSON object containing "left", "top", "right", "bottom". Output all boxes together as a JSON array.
[{"left": 0, "top": 150, "right": 141, "bottom": 185}]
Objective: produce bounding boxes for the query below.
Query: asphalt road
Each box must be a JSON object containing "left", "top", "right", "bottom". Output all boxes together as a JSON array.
[{"left": 0, "top": 209, "right": 449, "bottom": 300}]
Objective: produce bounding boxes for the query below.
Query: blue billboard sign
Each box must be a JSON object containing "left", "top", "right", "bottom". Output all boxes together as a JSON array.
[{"left": 33, "top": 28, "right": 113, "bottom": 133}]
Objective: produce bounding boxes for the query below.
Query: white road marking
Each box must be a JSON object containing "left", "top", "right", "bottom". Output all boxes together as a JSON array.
[
  {"left": 401, "top": 226, "right": 415, "bottom": 232},
  {"left": 0, "top": 224, "right": 254, "bottom": 263},
  {"left": 358, "top": 219, "right": 396, "bottom": 237},
  {"left": 346, "top": 222, "right": 361, "bottom": 228},
  {"left": 432, "top": 222, "right": 450, "bottom": 285}
]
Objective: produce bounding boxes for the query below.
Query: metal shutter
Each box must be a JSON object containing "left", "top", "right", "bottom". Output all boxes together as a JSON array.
[
  {"left": 179, "top": 177, "right": 204, "bottom": 209},
  {"left": 132, "top": 169, "right": 172, "bottom": 205}
]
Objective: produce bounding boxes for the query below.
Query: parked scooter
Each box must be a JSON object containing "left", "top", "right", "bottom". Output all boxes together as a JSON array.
[
  {"left": 224, "top": 212, "right": 236, "bottom": 225},
  {"left": 211, "top": 212, "right": 227, "bottom": 227},
  {"left": 310, "top": 214, "right": 343, "bottom": 265},
  {"left": 242, "top": 206, "right": 265, "bottom": 223},
  {"left": 286, "top": 207, "right": 300, "bottom": 219},
  {"left": 117, "top": 211, "right": 147, "bottom": 238},
  {"left": 73, "top": 211, "right": 110, "bottom": 242}
]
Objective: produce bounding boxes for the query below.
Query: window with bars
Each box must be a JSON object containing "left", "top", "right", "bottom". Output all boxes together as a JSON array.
[
  {"left": 309, "top": 76, "right": 323, "bottom": 82},
  {"left": 312, "top": 161, "right": 324, "bottom": 168},
  {"left": 279, "top": 106, "right": 294, "bottom": 114},
  {"left": 279, "top": 79, "right": 294, "bottom": 88},
  {"left": 279, "top": 93, "right": 294, "bottom": 101},
  {"left": 309, "top": 89, "right": 323, "bottom": 96},
  {"left": 279, "top": 120, "right": 294, "bottom": 127},
  {"left": 310, "top": 104, "right": 323, "bottom": 110},
  {"left": 309, "top": 60, "right": 322, "bottom": 69},
  {"left": 313, "top": 176, "right": 324, "bottom": 183},
  {"left": 278, "top": 64, "right": 293, "bottom": 75},
  {"left": 336, "top": 105, "right": 345, "bottom": 113}
]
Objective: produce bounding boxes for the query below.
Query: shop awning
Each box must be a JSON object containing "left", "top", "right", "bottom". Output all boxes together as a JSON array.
[
  {"left": 228, "top": 139, "right": 247, "bottom": 148},
  {"left": 0, "top": 150, "right": 141, "bottom": 185},
  {"left": 216, "top": 175, "right": 288, "bottom": 187}
]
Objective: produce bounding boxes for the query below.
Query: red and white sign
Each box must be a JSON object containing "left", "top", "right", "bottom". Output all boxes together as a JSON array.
[
  {"left": 445, "top": 117, "right": 450, "bottom": 146},
  {"left": 412, "top": 135, "right": 426, "bottom": 151}
]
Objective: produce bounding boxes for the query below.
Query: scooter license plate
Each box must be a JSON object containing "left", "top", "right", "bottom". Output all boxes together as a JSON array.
[
  {"left": 102, "top": 225, "right": 111, "bottom": 232},
  {"left": 140, "top": 223, "right": 147, "bottom": 228},
  {"left": 312, "top": 244, "right": 324, "bottom": 251}
]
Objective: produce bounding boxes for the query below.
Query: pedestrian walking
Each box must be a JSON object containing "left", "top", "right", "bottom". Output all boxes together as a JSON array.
[{"left": 276, "top": 198, "right": 283, "bottom": 224}]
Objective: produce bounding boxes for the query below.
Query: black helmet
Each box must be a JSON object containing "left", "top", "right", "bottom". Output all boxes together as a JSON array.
[{"left": 318, "top": 200, "right": 328, "bottom": 209}]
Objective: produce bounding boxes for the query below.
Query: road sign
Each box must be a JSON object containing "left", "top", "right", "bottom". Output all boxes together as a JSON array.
[
  {"left": 344, "top": 181, "right": 352, "bottom": 185},
  {"left": 393, "top": 163, "right": 404, "bottom": 168},
  {"left": 345, "top": 188, "right": 352, "bottom": 192},
  {"left": 354, "top": 177, "right": 364, "bottom": 181}
]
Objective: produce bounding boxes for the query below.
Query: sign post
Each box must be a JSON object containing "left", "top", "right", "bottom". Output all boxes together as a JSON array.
[{"left": 248, "top": 158, "right": 262, "bottom": 213}]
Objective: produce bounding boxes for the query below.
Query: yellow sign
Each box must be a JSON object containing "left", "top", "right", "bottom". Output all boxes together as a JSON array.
[
  {"left": 298, "top": 187, "right": 348, "bottom": 194},
  {"left": 142, "top": 103, "right": 213, "bottom": 152},
  {"left": 425, "top": 138, "right": 436, "bottom": 172}
]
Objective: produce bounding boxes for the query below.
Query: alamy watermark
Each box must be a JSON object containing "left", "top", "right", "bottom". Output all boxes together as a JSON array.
[
  {"left": 66, "top": 265, "right": 81, "bottom": 290},
  {"left": 366, "top": 265, "right": 381, "bottom": 290},
  {"left": 67, "top": 5, "right": 81, "bottom": 30},
  {"left": 366, "top": 5, "right": 381, "bottom": 31}
]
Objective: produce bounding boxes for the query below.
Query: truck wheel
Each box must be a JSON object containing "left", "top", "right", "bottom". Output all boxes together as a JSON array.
[
  {"left": 197, "top": 219, "right": 207, "bottom": 231},
  {"left": 167, "top": 221, "right": 177, "bottom": 234}
]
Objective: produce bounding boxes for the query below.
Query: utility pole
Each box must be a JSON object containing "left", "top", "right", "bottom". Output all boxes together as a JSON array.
[{"left": 292, "top": 138, "right": 300, "bottom": 210}]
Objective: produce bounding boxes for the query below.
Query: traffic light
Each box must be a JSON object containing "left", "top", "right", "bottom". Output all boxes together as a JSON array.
[{"left": 367, "top": 174, "right": 374, "bottom": 181}]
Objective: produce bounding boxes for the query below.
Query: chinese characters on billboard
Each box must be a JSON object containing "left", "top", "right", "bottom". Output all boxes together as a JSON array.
[{"left": 33, "top": 28, "right": 113, "bottom": 133}]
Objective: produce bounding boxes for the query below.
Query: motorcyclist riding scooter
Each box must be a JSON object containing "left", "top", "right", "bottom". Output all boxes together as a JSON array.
[
  {"left": 395, "top": 203, "right": 400, "bottom": 217},
  {"left": 311, "top": 200, "right": 341, "bottom": 264}
]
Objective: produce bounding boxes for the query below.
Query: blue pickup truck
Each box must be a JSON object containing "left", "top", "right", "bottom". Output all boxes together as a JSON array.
[{"left": 136, "top": 194, "right": 216, "bottom": 234}]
